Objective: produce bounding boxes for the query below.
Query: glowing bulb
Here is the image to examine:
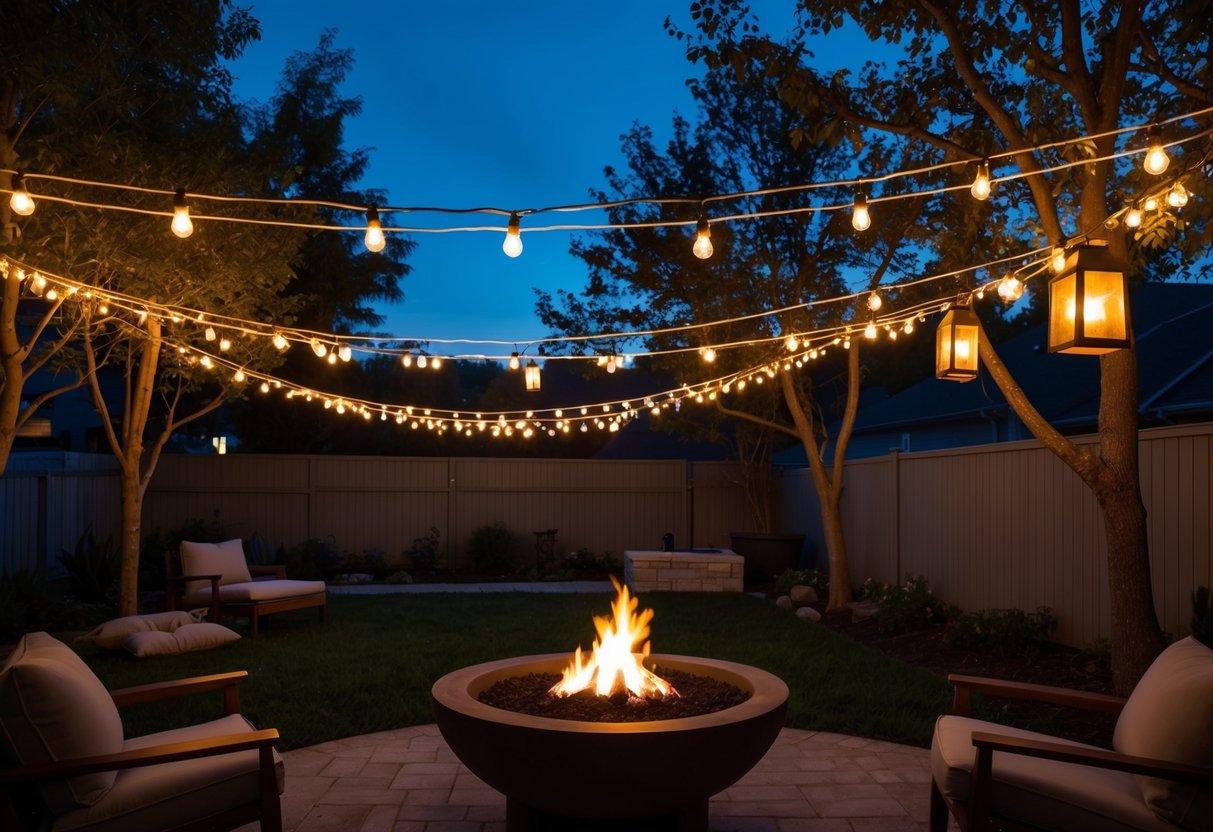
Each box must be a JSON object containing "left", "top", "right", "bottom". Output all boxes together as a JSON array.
[
  {"left": 503, "top": 212, "right": 523, "bottom": 257},
  {"left": 204, "top": 326, "right": 216, "bottom": 341},
  {"left": 219, "top": 338, "right": 231, "bottom": 351},
  {"left": 903, "top": 321, "right": 914, "bottom": 335},
  {"left": 401, "top": 353, "right": 412, "bottom": 368},
  {"left": 260, "top": 382, "right": 270, "bottom": 393},
  {"left": 1051, "top": 247, "right": 1067, "bottom": 274},
  {"left": 8, "top": 173, "right": 35, "bottom": 216},
  {"left": 784, "top": 335, "right": 799, "bottom": 352},
  {"left": 326, "top": 352, "right": 337, "bottom": 364},
  {"left": 852, "top": 191, "right": 871, "bottom": 231},
  {"left": 1125, "top": 206, "right": 1143, "bottom": 228},
  {"left": 417, "top": 354, "right": 428, "bottom": 368},
  {"left": 509, "top": 351, "right": 521, "bottom": 371},
  {"left": 864, "top": 321, "right": 877, "bottom": 340},
  {"left": 338, "top": 345, "right": 352, "bottom": 362},
  {"left": 867, "top": 291, "right": 882, "bottom": 312},
  {"left": 364, "top": 206, "right": 386, "bottom": 252},
  {"left": 272, "top": 332, "right": 289, "bottom": 351},
  {"left": 1167, "top": 183, "right": 1188, "bottom": 208},
  {"left": 997, "top": 275, "right": 1024, "bottom": 302},
  {"left": 431, "top": 356, "right": 443, "bottom": 369},
  {"left": 692, "top": 214, "right": 713, "bottom": 259},
  {"left": 606, "top": 355, "right": 617, "bottom": 374},
  {"left": 45, "top": 288, "right": 57, "bottom": 301},
  {"left": 702, "top": 347, "right": 716, "bottom": 363},
  {"left": 171, "top": 188, "right": 193, "bottom": 238},
  {"left": 970, "top": 160, "right": 991, "bottom": 200},
  {"left": 1143, "top": 126, "right": 1169, "bottom": 175},
  {"left": 234, "top": 369, "right": 246, "bottom": 383}
]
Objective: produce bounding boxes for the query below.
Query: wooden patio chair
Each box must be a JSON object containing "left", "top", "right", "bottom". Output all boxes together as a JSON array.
[
  {"left": 929, "top": 635, "right": 1213, "bottom": 831},
  {"left": 0, "top": 631, "right": 282, "bottom": 832},
  {"left": 166, "top": 539, "right": 327, "bottom": 638}
]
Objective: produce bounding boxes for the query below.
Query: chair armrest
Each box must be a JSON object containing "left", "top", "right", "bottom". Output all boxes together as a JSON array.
[
  {"left": 948, "top": 673, "right": 1126, "bottom": 717},
  {"left": 970, "top": 731, "right": 1213, "bottom": 785},
  {"left": 249, "top": 565, "right": 288, "bottom": 579},
  {"left": 0, "top": 729, "right": 279, "bottom": 782},
  {"left": 110, "top": 671, "right": 248, "bottom": 715},
  {"left": 167, "top": 573, "right": 223, "bottom": 584}
]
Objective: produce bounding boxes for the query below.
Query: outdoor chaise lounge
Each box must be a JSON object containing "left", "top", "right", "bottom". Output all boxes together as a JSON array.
[
  {"left": 930, "top": 635, "right": 1213, "bottom": 831},
  {"left": 167, "top": 539, "right": 327, "bottom": 638},
  {"left": 0, "top": 631, "right": 282, "bottom": 832}
]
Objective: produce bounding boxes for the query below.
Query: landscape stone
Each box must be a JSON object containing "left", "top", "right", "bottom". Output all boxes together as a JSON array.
[
  {"left": 775, "top": 595, "right": 794, "bottom": 611},
  {"left": 795, "top": 606, "right": 822, "bottom": 622},
  {"left": 790, "top": 585, "right": 818, "bottom": 605}
]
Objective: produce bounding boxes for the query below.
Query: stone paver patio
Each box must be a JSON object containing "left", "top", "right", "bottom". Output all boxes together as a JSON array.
[{"left": 261, "top": 724, "right": 945, "bottom": 832}]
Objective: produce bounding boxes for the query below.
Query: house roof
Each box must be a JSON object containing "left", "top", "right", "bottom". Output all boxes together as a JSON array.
[{"left": 775, "top": 281, "right": 1213, "bottom": 464}]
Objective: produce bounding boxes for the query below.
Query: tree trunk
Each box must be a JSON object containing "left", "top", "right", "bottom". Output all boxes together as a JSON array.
[
  {"left": 0, "top": 271, "right": 22, "bottom": 471},
  {"left": 118, "top": 457, "right": 143, "bottom": 616},
  {"left": 819, "top": 483, "right": 851, "bottom": 610}
]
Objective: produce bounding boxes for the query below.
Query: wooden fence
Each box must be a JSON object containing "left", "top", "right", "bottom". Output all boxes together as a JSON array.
[{"left": 779, "top": 422, "right": 1213, "bottom": 647}]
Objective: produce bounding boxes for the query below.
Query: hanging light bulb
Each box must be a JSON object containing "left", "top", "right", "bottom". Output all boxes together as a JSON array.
[
  {"left": 702, "top": 347, "right": 717, "bottom": 363},
  {"left": 692, "top": 212, "right": 713, "bottom": 259},
  {"left": 219, "top": 338, "right": 231, "bottom": 352},
  {"left": 502, "top": 212, "right": 523, "bottom": 257},
  {"left": 272, "top": 332, "right": 289, "bottom": 351},
  {"left": 864, "top": 320, "right": 878, "bottom": 340},
  {"left": 417, "top": 354, "right": 428, "bottom": 368},
  {"left": 204, "top": 326, "right": 217, "bottom": 342},
  {"left": 970, "top": 160, "right": 991, "bottom": 201},
  {"left": 867, "top": 291, "right": 882, "bottom": 312},
  {"left": 1051, "top": 246, "right": 1067, "bottom": 274},
  {"left": 1125, "top": 205, "right": 1143, "bottom": 228},
  {"left": 508, "top": 351, "right": 521, "bottom": 371},
  {"left": 171, "top": 188, "right": 194, "bottom": 238},
  {"left": 1143, "top": 125, "right": 1169, "bottom": 175},
  {"left": 364, "top": 206, "right": 386, "bottom": 252},
  {"left": 401, "top": 353, "right": 413, "bottom": 368},
  {"left": 851, "top": 191, "right": 871, "bottom": 231},
  {"left": 1167, "top": 182, "right": 1188, "bottom": 208},
  {"left": 234, "top": 369, "right": 246, "bottom": 383},
  {"left": 997, "top": 275, "right": 1025, "bottom": 303},
  {"left": 311, "top": 339, "right": 327, "bottom": 358},
  {"left": 338, "top": 344, "right": 352, "bottom": 362},
  {"left": 785, "top": 334, "right": 799, "bottom": 352},
  {"left": 431, "top": 356, "right": 443, "bottom": 369},
  {"left": 8, "top": 172, "right": 35, "bottom": 216},
  {"left": 606, "top": 355, "right": 617, "bottom": 374}
]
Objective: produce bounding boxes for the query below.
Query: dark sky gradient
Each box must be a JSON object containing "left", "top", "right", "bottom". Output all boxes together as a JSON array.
[{"left": 229, "top": 2, "right": 804, "bottom": 350}]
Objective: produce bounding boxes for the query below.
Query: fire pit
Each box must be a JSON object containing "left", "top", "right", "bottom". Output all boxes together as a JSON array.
[{"left": 431, "top": 584, "right": 789, "bottom": 831}]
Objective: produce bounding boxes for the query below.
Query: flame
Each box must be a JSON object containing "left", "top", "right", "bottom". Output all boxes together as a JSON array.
[{"left": 549, "top": 578, "right": 679, "bottom": 700}]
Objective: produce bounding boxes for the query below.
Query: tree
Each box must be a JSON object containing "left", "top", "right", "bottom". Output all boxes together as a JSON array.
[
  {"left": 680, "top": 0, "right": 1213, "bottom": 691},
  {"left": 539, "top": 62, "right": 930, "bottom": 609}
]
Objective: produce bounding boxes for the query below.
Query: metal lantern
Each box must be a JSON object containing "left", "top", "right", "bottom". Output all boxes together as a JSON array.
[
  {"left": 524, "top": 360, "right": 541, "bottom": 392},
  {"left": 1048, "top": 243, "right": 1130, "bottom": 354},
  {"left": 935, "top": 301, "right": 980, "bottom": 382}
]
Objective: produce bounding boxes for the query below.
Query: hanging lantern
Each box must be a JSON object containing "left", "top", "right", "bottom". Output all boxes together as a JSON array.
[
  {"left": 1047, "top": 243, "right": 1130, "bottom": 354},
  {"left": 524, "top": 359, "right": 541, "bottom": 392},
  {"left": 935, "top": 300, "right": 980, "bottom": 382}
]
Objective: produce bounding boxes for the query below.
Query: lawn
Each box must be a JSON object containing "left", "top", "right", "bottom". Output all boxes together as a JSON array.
[{"left": 79, "top": 592, "right": 952, "bottom": 750}]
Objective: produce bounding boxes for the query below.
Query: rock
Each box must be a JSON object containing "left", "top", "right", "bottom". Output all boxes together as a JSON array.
[
  {"left": 845, "top": 600, "right": 879, "bottom": 622},
  {"left": 775, "top": 595, "right": 794, "bottom": 611},
  {"left": 795, "top": 606, "right": 822, "bottom": 622},
  {"left": 790, "top": 585, "right": 818, "bottom": 605}
]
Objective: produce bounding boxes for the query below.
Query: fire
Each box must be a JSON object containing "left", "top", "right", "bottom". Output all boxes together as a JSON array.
[{"left": 549, "top": 579, "right": 679, "bottom": 700}]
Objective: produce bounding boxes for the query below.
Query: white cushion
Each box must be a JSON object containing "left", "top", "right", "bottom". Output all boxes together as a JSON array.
[
  {"left": 182, "top": 578, "right": 326, "bottom": 608},
  {"left": 0, "top": 632, "right": 125, "bottom": 814},
  {"left": 1114, "top": 636, "right": 1213, "bottom": 830},
  {"left": 51, "top": 713, "right": 283, "bottom": 832},
  {"left": 932, "top": 715, "right": 1176, "bottom": 832},
  {"left": 76, "top": 611, "right": 198, "bottom": 651},
  {"left": 180, "top": 539, "right": 251, "bottom": 594},
  {"left": 122, "top": 623, "right": 241, "bottom": 658}
]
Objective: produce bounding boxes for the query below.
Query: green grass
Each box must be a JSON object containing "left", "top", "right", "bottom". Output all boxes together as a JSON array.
[{"left": 76, "top": 592, "right": 951, "bottom": 751}]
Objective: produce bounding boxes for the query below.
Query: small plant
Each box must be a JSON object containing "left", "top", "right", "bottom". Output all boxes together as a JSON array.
[
  {"left": 865, "top": 575, "right": 958, "bottom": 634},
  {"left": 467, "top": 522, "right": 518, "bottom": 574},
  {"left": 946, "top": 606, "right": 1058, "bottom": 660},
  {"left": 386, "top": 570, "right": 414, "bottom": 585},
  {"left": 58, "top": 528, "right": 120, "bottom": 604},
  {"left": 1192, "top": 586, "right": 1212, "bottom": 648},
  {"left": 774, "top": 567, "right": 829, "bottom": 597},
  {"left": 244, "top": 533, "right": 277, "bottom": 566},
  {"left": 563, "top": 548, "right": 620, "bottom": 576},
  {"left": 406, "top": 527, "right": 441, "bottom": 575},
  {"left": 0, "top": 568, "right": 106, "bottom": 643},
  {"left": 280, "top": 536, "right": 340, "bottom": 581}
]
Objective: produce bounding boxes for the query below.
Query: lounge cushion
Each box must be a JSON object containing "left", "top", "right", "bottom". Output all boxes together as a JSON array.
[
  {"left": 51, "top": 713, "right": 284, "bottom": 832},
  {"left": 182, "top": 578, "right": 327, "bottom": 609},
  {"left": 1114, "top": 636, "right": 1213, "bottom": 830},
  {"left": 932, "top": 715, "right": 1176, "bottom": 832},
  {"left": 76, "top": 611, "right": 198, "bottom": 651},
  {"left": 122, "top": 623, "right": 241, "bottom": 658},
  {"left": 180, "top": 538, "right": 252, "bottom": 595},
  {"left": 0, "top": 632, "right": 125, "bottom": 814}
]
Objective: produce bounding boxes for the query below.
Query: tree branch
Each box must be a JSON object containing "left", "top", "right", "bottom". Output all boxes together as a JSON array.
[
  {"left": 714, "top": 397, "right": 801, "bottom": 440},
  {"left": 1135, "top": 26, "right": 1212, "bottom": 103}
]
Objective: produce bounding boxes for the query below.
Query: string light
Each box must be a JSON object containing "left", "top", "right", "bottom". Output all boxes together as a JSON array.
[
  {"left": 171, "top": 188, "right": 193, "bottom": 238},
  {"left": 701, "top": 347, "right": 717, "bottom": 363},
  {"left": 272, "top": 332, "right": 289, "bottom": 351},
  {"left": 503, "top": 212, "right": 523, "bottom": 257},
  {"left": 970, "top": 160, "right": 991, "bottom": 201},
  {"left": 1125, "top": 205, "right": 1143, "bottom": 228},
  {"left": 692, "top": 211, "right": 713, "bottom": 259},
  {"left": 1051, "top": 247, "right": 1067, "bottom": 274},
  {"left": 508, "top": 351, "right": 521, "bottom": 370},
  {"left": 997, "top": 275, "right": 1024, "bottom": 302},
  {"left": 867, "top": 292, "right": 882, "bottom": 312},
  {"left": 364, "top": 206, "right": 386, "bottom": 252},
  {"left": 851, "top": 191, "right": 871, "bottom": 231},
  {"left": 1143, "top": 125, "right": 1170, "bottom": 175},
  {"left": 8, "top": 173, "right": 35, "bottom": 216},
  {"left": 1167, "top": 182, "right": 1188, "bottom": 208}
]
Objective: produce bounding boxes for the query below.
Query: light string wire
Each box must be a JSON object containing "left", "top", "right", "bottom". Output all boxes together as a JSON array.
[{"left": 3, "top": 107, "right": 1210, "bottom": 235}]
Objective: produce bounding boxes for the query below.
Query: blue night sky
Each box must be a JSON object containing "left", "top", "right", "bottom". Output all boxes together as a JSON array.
[{"left": 228, "top": 2, "right": 802, "bottom": 351}]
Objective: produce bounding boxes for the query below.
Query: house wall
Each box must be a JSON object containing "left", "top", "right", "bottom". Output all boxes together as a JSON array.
[{"left": 780, "top": 421, "right": 1213, "bottom": 646}]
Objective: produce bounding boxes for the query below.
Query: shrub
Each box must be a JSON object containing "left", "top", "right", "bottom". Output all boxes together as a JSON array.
[
  {"left": 0, "top": 569, "right": 107, "bottom": 643},
  {"left": 946, "top": 606, "right": 1058, "bottom": 660},
  {"left": 406, "top": 527, "right": 441, "bottom": 575},
  {"left": 58, "top": 528, "right": 120, "bottom": 603},
  {"left": 279, "top": 537, "right": 340, "bottom": 581},
  {"left": 864, "top": 575, "right": 958, "bottom": 634},
  {"left": 774, "top": 567, "right": 829, "bottom": 597},
  {"left": 1192, "top": 586, "right": 1212, "bottom": 648},
  {"left": 563, "top": 548, "right": 620, "bottom": 575},
  {"left": 467, "top": 522, "right": 518, "bottom": 574}
]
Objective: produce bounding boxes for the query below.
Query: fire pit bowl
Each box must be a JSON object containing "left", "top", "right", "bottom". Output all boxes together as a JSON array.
[{"left": 432, "top": 653, "right": 789, "bottom": 831}]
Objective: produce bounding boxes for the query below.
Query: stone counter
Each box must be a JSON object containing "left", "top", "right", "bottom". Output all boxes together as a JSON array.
[{"left": 624, "top": 549, "right": 744, "bottom": 593}]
